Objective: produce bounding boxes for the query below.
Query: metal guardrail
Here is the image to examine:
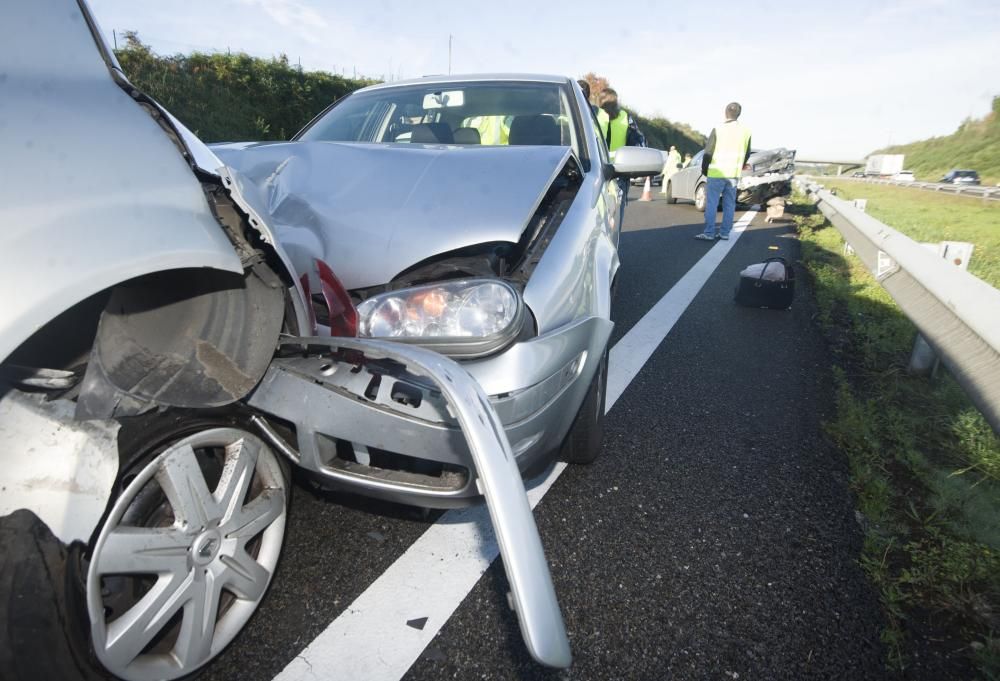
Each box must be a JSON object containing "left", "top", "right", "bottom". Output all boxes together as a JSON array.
[
  {"left": 828, "top": 175, "right": 1000, "bottom": 202},
  {"left": 797, "top": 178, "right": 1000, "bottom": 434}
]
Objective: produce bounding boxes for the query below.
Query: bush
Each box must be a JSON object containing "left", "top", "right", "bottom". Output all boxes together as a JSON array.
[{"left": 115, "top": 33, "right": 374, "bottom": 142}]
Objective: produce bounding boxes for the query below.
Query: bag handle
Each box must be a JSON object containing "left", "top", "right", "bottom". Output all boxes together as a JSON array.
[{"left": 755, "top": 257, "right": 789, "bottom": 285}]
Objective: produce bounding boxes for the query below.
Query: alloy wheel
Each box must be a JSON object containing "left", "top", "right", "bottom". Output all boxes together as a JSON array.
[{"left": 87, "top": 428, "right": 286, "bottom": 681}]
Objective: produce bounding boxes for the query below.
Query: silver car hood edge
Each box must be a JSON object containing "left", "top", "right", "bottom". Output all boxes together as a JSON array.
[{"left": 212, "top": 142, "right": 574, "bottom": 289}]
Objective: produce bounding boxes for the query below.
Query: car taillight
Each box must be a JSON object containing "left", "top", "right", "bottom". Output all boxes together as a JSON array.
[{"left": 316, "top": 259, "right": 358, "bottom": 337}]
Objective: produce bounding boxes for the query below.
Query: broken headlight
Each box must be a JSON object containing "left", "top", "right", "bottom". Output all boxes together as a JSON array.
[{"left": 357, "top": 279, "right": 523, "bottom": 358}]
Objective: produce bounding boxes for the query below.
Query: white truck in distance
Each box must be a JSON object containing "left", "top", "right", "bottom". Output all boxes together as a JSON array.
[{"left": 865, "top": 154, "right": 905, "bottom": 177}]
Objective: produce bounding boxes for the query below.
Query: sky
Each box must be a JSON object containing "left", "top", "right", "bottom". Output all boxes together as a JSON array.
[{"left": 87, "top": 0, "right": 1000, "bottom": 160}]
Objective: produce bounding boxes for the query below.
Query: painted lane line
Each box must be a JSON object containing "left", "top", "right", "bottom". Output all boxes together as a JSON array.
[
  {"left": 606, "top": 209, "right": 755, "bottom": 407},
  {"left": 273, "top": 209, "right": 758, "bottom": 681}
]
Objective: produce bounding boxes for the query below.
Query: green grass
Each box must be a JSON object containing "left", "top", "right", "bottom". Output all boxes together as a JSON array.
[
  {"left": 875, "top": 96, "right": 1000, "bottom": 186},
  {"left": 821, "top": 179, "right": 1000, "bottom": 288},
  {"left": 791, "top": 192, "right": 1000, "bottom": 676}
]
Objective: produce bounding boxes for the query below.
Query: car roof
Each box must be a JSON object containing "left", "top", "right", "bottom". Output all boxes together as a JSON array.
[{"left": 359, "top": 73, "right": 572, "bottom": 93}]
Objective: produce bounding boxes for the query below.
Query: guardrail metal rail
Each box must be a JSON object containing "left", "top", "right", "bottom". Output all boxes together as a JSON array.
[
  {"left": 797, "top": 179, "right": 1000, "bottom": 434},
  {"left": 824, "top": 175, "right": 1000, "bottom": 201}
]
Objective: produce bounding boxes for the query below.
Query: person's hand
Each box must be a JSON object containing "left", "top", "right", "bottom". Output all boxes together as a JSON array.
[{"left": 742, "top": 163, "right": 751, "bottom": 171}]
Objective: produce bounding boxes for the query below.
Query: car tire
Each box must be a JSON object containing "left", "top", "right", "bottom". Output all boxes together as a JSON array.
[
  {"left": 2, "top": 411, "right": 290, "bottom": 681},
  {"left": 694, "top": 182, "right": 707, "bottom": 212},
  {"left": 665, "top": 181, "right": 678, "bottom": 204},
  {"left": 560, "top": 345, "right": 608, "bottom": 465}
]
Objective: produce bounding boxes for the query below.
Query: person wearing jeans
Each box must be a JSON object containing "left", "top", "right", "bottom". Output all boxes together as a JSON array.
[{"left": 695, "top": 102, "right": 752, "bottom": 241}]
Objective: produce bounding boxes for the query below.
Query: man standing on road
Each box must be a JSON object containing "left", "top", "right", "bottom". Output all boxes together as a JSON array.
[
  {"left": 660, "top": 144, "right": 682, "bottom": 195},
  {"left": 696, "top": 102, "right": 752, "bottom": 241},
  {"left": 597, "top": 88, "right": 643, "bottom": 229}
]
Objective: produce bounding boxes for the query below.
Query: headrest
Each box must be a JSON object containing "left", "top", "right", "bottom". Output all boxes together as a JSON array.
[
  {"left": 452, "top": 127, "right": 482, "bottom": 144},
  {"left": 410, "top": 123, "right": 454, "bottom": 144},
  {"left": 508, "top": 115, "right": 560, "bottom": 146}
]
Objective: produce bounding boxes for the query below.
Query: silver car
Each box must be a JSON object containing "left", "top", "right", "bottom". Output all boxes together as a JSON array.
[
  {"left": 664, "top": 148, "right": 795, "bottom": 210},
  {"left": 2, "top": 2, "right": 635, "bottom": 679},
  {"left": 213, "top": 76, "right": 665, "bottom": 508}
]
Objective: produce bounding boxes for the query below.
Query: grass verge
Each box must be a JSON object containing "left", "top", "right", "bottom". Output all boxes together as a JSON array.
[
  {"left": 790, "top": 193, "right": 1000, "bottom": 678},
  {"left": 819, "top": 179, "right": 1000, "bottom": 288}
]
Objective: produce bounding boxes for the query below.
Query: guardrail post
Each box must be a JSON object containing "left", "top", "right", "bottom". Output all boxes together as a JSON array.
[
  {"left": 909, "top": 335, "right": 938, "bottom": 375},
  {"left": 908, "top": 241, "right": 975, "bottom": 377}
]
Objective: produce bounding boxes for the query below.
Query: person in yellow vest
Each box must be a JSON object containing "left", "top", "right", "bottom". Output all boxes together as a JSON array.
[
  {"left": 696, "top": 102, "right": 752, "bottom": 241},
  {"left": 596, "top": 88, "right": 642, "bottom": 228},
  {"left": 660, "top": 145, "right": 682, "bottom": 194},
  {"left": 464, "top": 115, "right": 510, "bottom": 145}
]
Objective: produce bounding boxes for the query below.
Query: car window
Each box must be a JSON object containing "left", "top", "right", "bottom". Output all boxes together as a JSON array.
[
  {"left": 298, "top": 82, "right": 580, "bottom": 156},
  {"left": 691, "top": 150, "right": 704, "bottom": 167}
]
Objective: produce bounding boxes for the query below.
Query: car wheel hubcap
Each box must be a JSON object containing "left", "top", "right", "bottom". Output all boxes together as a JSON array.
[{"left": 87, "top": 428, "right": 286, "bottom": 681}]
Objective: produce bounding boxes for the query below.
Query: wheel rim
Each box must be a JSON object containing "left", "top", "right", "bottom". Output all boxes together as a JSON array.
[
  {"left": 695, "top": 185, "right": 705, "bottom": 210},
  {"left": 87, "top": 428, "right": 286, "bottom": 681}
]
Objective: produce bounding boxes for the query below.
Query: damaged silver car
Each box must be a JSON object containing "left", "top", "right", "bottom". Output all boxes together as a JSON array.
[
  {"left": 0, "top": 2, "right": 626, "bottom": 679},
  {"left": 212, "top": 75, "right": 665, "bottom": 507},
  {"left": 665, "top": 147, "right": 796, "bottom": 210}
]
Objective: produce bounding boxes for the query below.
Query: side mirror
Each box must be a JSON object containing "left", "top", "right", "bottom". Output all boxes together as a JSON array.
[{"left": 612, "top": 147, "right": 668, "bottom": 179}]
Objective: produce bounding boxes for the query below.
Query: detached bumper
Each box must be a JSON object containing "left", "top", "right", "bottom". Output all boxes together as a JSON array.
[{"left": 247, "top": 316, "right": 612, "bottom": 507}]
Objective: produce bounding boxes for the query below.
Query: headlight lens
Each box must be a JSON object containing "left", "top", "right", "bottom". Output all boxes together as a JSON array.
[{"left": 357, "top": 279, "right": 523, "bottom": 357}]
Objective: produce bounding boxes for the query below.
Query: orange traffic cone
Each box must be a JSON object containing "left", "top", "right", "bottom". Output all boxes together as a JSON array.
[{"left": 639, "top": 176, "right": 653, "bottom": 202}]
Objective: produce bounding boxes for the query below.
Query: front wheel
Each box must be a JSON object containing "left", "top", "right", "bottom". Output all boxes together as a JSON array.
[
  {"left": 560, "top": 346, "right": 608, "bottom": 465},
  {"left": 665, "top": 181, "right": 678, "bottom": 204},
  {"left": 694, "top": 182, "right": 707, "bottom": 212},
  {"left": 87, "top": 424, "right": 289, "bottom": 681}
]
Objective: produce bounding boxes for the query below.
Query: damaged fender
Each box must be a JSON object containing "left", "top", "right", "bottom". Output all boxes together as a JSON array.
[
  {"left": 0, "top": 391, "right": 119, "bottom": 545},
  {"left": 248, "top": 336, "right": 572, "bottom": 668}
]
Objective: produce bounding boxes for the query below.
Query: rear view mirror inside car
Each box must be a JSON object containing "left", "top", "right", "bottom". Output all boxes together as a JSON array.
[{"left": 423, "top": 90, "right": 465, "bottom": 109}]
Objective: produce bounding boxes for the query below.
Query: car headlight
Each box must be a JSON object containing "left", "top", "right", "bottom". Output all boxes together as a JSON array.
[{"left": 356, "top": 279, "right": 524, "bottom": 358}]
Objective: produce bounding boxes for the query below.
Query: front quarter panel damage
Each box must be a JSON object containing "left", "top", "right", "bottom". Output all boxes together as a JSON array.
[{"left": 0, "top": 391, "right": 119, "bottom": 545}]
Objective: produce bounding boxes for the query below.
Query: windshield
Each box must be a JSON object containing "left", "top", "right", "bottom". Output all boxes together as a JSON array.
[{"left": 298, "top": 81, "right": 579, "bottom": 154}]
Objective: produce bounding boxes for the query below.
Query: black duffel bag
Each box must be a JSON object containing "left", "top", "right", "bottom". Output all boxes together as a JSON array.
[{"left": 734, "top": 257, "right": 795, "bottom": 309}]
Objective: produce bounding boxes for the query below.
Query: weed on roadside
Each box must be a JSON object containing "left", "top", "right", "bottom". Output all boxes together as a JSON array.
[{"left": 792, "top": 191, "right": 1000, "bottom": 678}]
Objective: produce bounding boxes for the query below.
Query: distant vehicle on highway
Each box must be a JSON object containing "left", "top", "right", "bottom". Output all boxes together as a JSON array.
[
  {"left": 939, "top": 169, "right": 981, "bottom": 185},
  {"left": 852, "top": 171, "right": 866, "bottom": 178},
  {"left": 865, "top": 153, "right": 905, "bottom": 177},
  {"left": 663, "top": 149, "right": 793, "bottom": 211},
  {"left": 893, "top": 170, "right": 915, "bottom": 182}
]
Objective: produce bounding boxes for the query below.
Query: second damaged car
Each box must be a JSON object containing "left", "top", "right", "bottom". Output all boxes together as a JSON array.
[{"left": 213, "top": 75, "right": 664, "bottom": 507}]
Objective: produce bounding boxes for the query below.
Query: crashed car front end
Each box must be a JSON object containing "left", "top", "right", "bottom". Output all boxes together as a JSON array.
[
  {"left": 0, "top": 3, "right": 571, "bottom": 678},
  {"left": 212, "top": 101, "right": 618, "bottom": 506}
]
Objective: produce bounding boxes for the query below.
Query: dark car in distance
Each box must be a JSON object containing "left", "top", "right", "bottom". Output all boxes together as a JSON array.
[{"left": 940, "top": 169, "right": 981, "bottom": 185}]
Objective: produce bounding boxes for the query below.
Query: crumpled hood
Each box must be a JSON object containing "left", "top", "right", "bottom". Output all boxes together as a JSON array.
[{"left": 212, "top": 141, "right": 571, "bottom": 289}]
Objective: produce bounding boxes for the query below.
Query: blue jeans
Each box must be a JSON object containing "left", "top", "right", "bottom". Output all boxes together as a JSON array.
[{"left": 703, "top": 177, "right": 738, "bottom": 237}]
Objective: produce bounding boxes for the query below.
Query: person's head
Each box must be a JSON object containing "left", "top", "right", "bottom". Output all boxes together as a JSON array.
[
  {"left": 669, "top": 145, "right": 676, "bottom": 152},
  {"left": 577, "top": 80, "right": 591, "bottom": 103},
  {"left": 725, "top": 102, "right": 742, "bottom": 121},
  {"left": 599, "top": 88, "right": 620, "bottom": 116},
  {"left": 684, "top": 152, "right": 692, "bottom": 160}
]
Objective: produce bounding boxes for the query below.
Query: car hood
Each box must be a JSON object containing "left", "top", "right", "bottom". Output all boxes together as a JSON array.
[{"left": 211, "top": 141, "right": 572, "bottom": 289}]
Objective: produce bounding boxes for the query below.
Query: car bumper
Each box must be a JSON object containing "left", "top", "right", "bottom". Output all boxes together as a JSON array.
[{"left": 247, "top": 315, "right": 614, "bottom": 508}]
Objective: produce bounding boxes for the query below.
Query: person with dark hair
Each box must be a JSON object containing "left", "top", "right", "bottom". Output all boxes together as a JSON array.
[
  {"left": 596, "top": 88, "right": 644, "bottom": 227},
  {"left": 696, "top": 101, "right": 752, "bottom": 241},
  {"left": 577, "top": 80, "right": 599, "bottom": 118}
]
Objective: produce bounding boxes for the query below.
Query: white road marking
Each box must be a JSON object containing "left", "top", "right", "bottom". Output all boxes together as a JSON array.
[{"left": 273, "top": 210, "right": 758, "bottom": 681}]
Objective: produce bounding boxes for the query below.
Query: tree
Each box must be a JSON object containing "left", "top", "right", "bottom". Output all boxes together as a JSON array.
[{"left": 579, "top": 72, "right": 611, "bottom": 105}]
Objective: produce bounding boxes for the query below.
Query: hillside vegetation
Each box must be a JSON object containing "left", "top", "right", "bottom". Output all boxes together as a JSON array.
[
  {"left": 115, "top": 38, "right": 705, "bottom": 152},
  {"left": 115, "top": 33, "right": 375, "bottom": 141},
  {"left": 876, "top": 96, "right": 1000, "bottom": 185}
]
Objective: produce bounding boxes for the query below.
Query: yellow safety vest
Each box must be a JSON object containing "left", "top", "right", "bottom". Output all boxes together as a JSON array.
[
  {"left": 465, "top": 115, "right": 510, "bottom": 145},
  {"left": 707, "top": 120, "right": 751, "bottom": 179},
  {"left": 597, "top": 109, "right": 629, "bottom": 153}
]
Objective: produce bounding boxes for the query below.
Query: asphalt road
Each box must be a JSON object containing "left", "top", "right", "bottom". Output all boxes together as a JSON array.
[{"left": 201, "top": 189, "right": 886, "bottom": 681}]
